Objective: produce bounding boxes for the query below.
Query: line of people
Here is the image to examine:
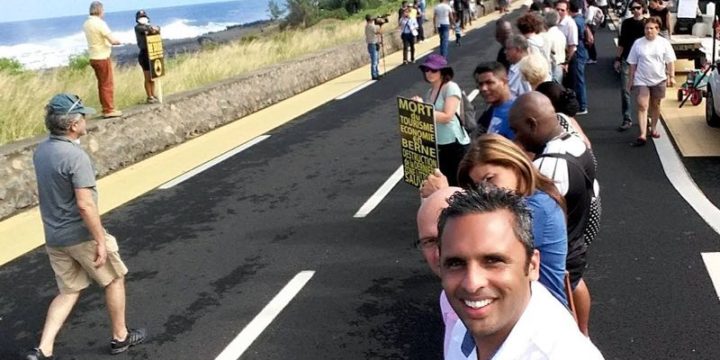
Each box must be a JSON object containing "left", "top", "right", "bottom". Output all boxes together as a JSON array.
[{"left": 411, "top": 49, "right": 603, "bottom": 357}]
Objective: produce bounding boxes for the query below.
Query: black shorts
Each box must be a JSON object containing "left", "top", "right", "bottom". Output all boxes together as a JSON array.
[
  {"left": 566, "top": 250, "right": 588, "bottom": 289},
  {"left": 138, "top": 51, "right": 150, "bottom": 71}
]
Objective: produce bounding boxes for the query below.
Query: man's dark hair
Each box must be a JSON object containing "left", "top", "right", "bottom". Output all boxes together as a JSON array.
[
  {"left": 438, "top": 184, "right": 535, "bottom": 260},
  {"left": 555, "top": 0, "right": 569, "bottom": 7},
  {"left": 474, "top": 61, "right": 507, "bottom": 79},
  {"left": 569, "top": 0, "right": 581, "bottom": 13},
  {"left": 536, "top": 81, "right": 579, "bottom": 117}
]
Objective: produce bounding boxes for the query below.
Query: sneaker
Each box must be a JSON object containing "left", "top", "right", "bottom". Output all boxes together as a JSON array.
[
  {"left": 587, "top": 59, "right": 597, "bottom": 64},
  {"left": 576, "top": 109, "right": 588, "bottom": 115},
  {"left": 110, "top": 328, "right": 147, "bottom": 355},
  {"left": 102, "top": 110, "right": 123, "bottom": 118},
  {"left": 25, "top": 348, "right": 54, "bottom": 360},
  {"left": 617, "top": 120, "right": 632, "bottom": 131},
  {"left": 146, "top": 96, "right": 159, "bottom": 104}
]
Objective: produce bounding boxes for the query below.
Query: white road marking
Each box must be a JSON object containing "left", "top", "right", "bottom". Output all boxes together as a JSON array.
[
  {"left": 653, "top": 123, "right": 720, "bottom": 235},
  {"left": 335, "top": 80, "right": 376, "bottom": 100},
  {"left": 614, "top": 37, "right": 618, "bottom": 47},
  {"left": 416, "top": 50, "right": 433, "bottom": 60},
  {"left": 353, "top": 165, "right": 404, "bottom": 218},
  {"left": 701, "top": 253, "right": 720, "bottom": 300},
  {"left": 608, "top": 22, "right": 616, "bottom": 31},
  {"left": 214, "top": 271, "right": 315, "bottom": 360},
  {"left": 159, "top": 135, "right": 271, "bottom": 189},
  {"left": 467, "top": 89, "right": 479, "bottom": 102}
]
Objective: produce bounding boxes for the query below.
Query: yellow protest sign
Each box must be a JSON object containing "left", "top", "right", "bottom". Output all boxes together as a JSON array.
[
  {"left": 398, "top": 97, "right": 438, "bottom": 187},
  {"left": 146, "top": 33, "right": 165, "bottom": 78}
]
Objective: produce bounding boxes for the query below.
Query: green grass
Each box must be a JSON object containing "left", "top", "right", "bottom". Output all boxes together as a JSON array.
[{"left": 0, "top": 0, "right": 433, "bottom": 145}]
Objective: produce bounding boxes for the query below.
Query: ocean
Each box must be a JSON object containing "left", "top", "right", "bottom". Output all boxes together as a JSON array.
[{"left": 0, "top": 0, "right": 271, "bottom": 70}]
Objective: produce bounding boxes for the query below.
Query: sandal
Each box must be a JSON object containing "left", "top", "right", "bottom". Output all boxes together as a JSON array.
[
  {"left": 651, "top": 130, "right": 660, "bottom": 139},
  {"left": 630, "top": 138, "right": 647, "bottom": 147}
]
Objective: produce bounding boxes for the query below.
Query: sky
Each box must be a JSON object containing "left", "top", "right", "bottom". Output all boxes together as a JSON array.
[{"left": 0, "top": 0, "right": 228, "bottom": 23}]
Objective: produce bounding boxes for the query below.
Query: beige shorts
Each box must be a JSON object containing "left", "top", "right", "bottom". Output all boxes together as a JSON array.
[{"left": 46, "top": 233, "right": 128, "bottom": 293}]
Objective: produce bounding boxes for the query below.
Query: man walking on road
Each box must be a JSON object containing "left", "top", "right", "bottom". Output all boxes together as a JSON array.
[
  {"left": 614, "top": 0, "right": 646, "bottom": 131},
  {"left": 83, "top": 1, "right": 122, "bottom": 118},
  {"left": 26, "top": 94, "right": 146, "bottom": 360},
  {"left": 438, "top": 186, "right": 604, "bottom": 359},
  {"left": 434, "top": 0, "right": 454, "bottom": 59}
]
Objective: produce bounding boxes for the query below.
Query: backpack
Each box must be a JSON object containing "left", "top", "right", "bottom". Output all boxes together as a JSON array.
[
  {"left": 431, "top": 83, "right": 478, "bottom": 135},
  {"left": 456, "top": 90, "right": 478, "bottom": 134},
  {"left": 535, "top": 151, "right": 602, "bottom": 246}
]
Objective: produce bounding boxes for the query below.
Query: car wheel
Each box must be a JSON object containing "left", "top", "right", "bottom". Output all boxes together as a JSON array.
[{"left": 706, "top": 87, "right": 720, "bottom": 127}]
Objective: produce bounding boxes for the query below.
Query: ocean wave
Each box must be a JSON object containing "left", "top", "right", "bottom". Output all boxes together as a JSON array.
[{"left": 0, "top": 19, "right": 241, "bottom": 70}]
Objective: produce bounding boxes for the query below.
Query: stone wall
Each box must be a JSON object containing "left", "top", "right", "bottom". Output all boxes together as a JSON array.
[{"left": 0, "top": 6, "right": 503, "bottom": 220}]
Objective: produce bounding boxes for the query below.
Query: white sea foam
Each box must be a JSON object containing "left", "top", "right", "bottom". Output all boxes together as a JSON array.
[{"left": 0, "top": 19, "right": 239, "bottom": 70}]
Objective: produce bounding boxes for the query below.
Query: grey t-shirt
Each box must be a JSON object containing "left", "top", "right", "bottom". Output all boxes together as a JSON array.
[
  {"left": 365, "top": 22, "right": 378, "bottom": 44},
  {"left": 33, "top": 135, "right": 98, "bottom": 247}
]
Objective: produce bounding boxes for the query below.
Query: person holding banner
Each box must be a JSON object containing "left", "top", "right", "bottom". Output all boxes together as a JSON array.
[
  {"left": 134, "top": 10, "right": 160, "bottom": 104},
  {"left": 413, "top": 54, "right": 470, "bottom": 186}
]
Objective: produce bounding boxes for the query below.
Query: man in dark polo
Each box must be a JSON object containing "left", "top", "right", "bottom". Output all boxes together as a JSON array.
[{"left": 26, "top": 94, "right": 145, "bottom": 360}]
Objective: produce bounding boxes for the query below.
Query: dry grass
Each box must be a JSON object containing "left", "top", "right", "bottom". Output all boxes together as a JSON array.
[{"left": 0, "top": 18, "right": 377, "bottom": 145}]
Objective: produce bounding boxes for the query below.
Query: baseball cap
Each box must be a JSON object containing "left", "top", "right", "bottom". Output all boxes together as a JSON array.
[
  {"left": 136, "top": 9, "right": 149, "bottom": 22},
  {"left": 46, "top": 93, "right": 96, "bottom": 116}
]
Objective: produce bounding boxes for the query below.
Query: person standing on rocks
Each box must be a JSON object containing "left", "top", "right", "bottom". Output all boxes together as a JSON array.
[
  {"left": 134, "top": 9, "right": 160, "bottom": 104},
  {"left": 83, "top": 1, "right": 122, "bottom": 118},
  {"left": 25, "top": 94, "right": 146, "bottom": 360}
]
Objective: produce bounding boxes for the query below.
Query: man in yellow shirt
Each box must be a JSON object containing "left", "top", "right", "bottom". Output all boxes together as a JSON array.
[{"left": 83, "top": 1, "right": 122, "bottom": 118}]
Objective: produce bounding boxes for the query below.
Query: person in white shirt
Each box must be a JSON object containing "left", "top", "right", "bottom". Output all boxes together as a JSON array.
[
  {"left": 555, "top": 0, "right": 578, "bottom": 67},
  {"left": 542, "top": 9, "right": 567, "bottom": 83},
  {"left": 438, "top": 186, "right": 604, "bottom": 360},
  {"left": 585, "top": 0, "right": 604, "bottom": 64},
  {"left": 516, "top": 13, "right": 552, "bottom": 73},
  {"left": 434, "top": 0, "right": 455, "bottom": 59},
  {"left": 504, "top": 35, "right": 532, "bottom": 97},
  {"left": 626, "top": 16, "right": 676, "bottom": 147}
]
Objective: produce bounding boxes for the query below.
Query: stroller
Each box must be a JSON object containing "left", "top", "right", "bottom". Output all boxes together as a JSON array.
[{"left": 677, "top": 66, "right": 710, "bottom": 106}]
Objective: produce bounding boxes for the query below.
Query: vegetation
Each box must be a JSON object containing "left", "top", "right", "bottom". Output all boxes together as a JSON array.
[{"left": 0, "top": 0, "right": 423, "bottom": 145}]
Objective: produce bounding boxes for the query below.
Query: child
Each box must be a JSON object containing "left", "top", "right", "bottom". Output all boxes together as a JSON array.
[{"left": 454, "top": 19, "right": 462, "bottom": 45}]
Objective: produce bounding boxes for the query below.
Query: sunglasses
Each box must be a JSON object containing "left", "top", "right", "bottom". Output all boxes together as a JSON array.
[
  {"left": 631, "top": 6, "right": 642, "bottom": 10},
  {"left": 422, "top": 68, "right": 439, "bottom": 73}
]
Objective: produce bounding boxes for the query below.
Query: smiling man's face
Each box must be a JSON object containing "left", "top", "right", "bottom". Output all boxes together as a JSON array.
[{"left": 439, "top": 210, "right": 539, "bottom": 345}]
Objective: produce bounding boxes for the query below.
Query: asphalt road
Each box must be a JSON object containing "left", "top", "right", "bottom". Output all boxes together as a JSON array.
[{"left": 2, "top": 9, "right": 720, "bottom": 360}]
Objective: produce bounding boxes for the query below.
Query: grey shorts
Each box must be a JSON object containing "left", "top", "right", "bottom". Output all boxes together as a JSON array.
[{"left": 634, "top": 82, "right": 667, "bottom": 101}]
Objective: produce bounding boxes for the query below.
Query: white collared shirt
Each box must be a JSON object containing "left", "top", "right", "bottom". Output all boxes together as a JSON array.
[
  {"left": 445, "top": 282, "right": 604, "bottom": 360},
  {"left": 557, "top": 15, "right": 579, "bottom": 46}
]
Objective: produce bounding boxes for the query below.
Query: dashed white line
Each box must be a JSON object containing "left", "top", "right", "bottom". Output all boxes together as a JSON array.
[
  {"left": 335, "top": 80, "right": 377, "bottom": 100},
  {"left": 214, "top": 270, "right": 315, "bottom": 360},
  {"left": 159, "top": 135, "right": 271, "bottom": 189},
  {"left": 614, "top": 37, "right": 618, "bottom": 47},
  {"left": 701, "top": 253, "right": 720, "bottom": 300},
  {"left": 353, "top": 165, "right": 404, "bottom": 218},
  {"left": 608, "top": 22, "right": 616, "bottom": 31}
]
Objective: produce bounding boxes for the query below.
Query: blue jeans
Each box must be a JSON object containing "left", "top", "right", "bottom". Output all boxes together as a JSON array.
[
  {"left": 367, "top": 43, "right": 379, "bottom": 79},
  {"left": 552, "top": 64, "right": 564, "bottom": 84},
  {"left": 570, "top": 49, "right": 588, "bottom": 111},
  {"left": 438, "top": 24, "right": 450, "bottom": 59},
  {"left": 620, "top": 61, "right": 632, "bottom": 121}
]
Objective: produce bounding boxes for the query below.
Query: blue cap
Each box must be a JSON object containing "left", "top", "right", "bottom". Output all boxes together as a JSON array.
[{"left": 46, "top": 93, "right": 96, "bottom": 116}]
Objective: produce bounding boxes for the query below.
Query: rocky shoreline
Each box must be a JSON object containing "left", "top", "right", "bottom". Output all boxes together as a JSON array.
[{"left": 112, "top": 19, "right": 278, "bottom": 67}]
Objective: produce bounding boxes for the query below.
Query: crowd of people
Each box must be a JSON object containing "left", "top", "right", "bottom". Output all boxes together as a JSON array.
[
  {"left": 24, "top": 0, "right": 682, "bottom": 358},
  {"left": 409, "top": 0, "right": 679, "bottom": 357}
]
